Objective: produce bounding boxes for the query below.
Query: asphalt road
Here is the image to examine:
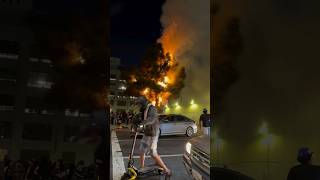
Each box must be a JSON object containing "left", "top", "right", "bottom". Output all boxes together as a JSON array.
[{"left": 115, "top": 127, "right": 193, "bottom": 180}]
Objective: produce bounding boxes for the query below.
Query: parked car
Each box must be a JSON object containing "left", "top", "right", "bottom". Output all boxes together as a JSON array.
[
  {"left": 183, "top": 135, "right": 254, "bottom": 180},
  {"left": 158, "top": 114, "right": 197, "bottom": 137}
]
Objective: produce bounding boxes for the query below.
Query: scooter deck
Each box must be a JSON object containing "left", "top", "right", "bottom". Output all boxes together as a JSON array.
[
  {"left": 137, "top": 166, "right": 164, "bottom": 177},
  {"left": 123, "top": 166, "right": 170, "bottom": 180}
]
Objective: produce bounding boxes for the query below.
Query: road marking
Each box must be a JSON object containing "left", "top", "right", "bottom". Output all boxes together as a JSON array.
[
  {"left": 123, "top": 154, "right": 184, "bottom": 159},
  {"left": 118, "top": 138, "right": 189, "bottom": 142},
  {"left": 112, "top": 131, "right": 126, "bottom": 180}
]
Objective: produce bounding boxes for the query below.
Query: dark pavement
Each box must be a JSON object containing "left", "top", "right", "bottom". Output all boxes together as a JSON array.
[{"left": 115, "top": 127, "right": 192, "bottom": 180}]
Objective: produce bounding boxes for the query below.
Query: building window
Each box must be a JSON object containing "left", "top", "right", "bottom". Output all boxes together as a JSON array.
[
  {"left": 118, "top": 85, "right": 126, "bottom": 90},
  {"left": 25, "top": 97, "right": 42, "bottom": 114},
  {"left": 22, "top": 123, "right": 52, "bottom": 141},
  {"left": 65, "top": 109, "right": 79, "bottom": 117},
  {"left": 117, "top": 100, "right": 126, "bottom": 106},
  {"left": 0, "top": 68, "right": 16, "bottom": 83},
  {"left": 130, "top": 101, "right": 135, "bottom": 106},
  {"left": 110, "top": 81, "right": 116, "bottom": 86},
  {"left": 79, "top": 112, "right": 90, "bottom": 118},
  {"left": 27, "top": 72, "right": 53, "bottom": 89},
  {"left": 0, "top": 94, "right": 14, "bottom": 111},
  {"left": 29, "top": 57, "right": 52, "bottom": 64},
  {"left": 25, "top": 97, "right": 54, "bottom": 115},
  {"left": 0, "top": 122, "right": 11, "bottom": 140},
  {"left": 111, "top": 64, "right": 119, "bottom": 70},
  {"left": 0, "top": 40, "right": 19, "bottom": 57},
  {"left": 110, "top": 74, "right": 117, "bottom": 79},
  {"left": 63, "top": 126, "right": 80, "bottom": 143}
]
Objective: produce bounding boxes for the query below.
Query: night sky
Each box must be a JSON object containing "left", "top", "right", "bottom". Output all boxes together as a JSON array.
[
  {"left": 110, "top": 0, "right": 165, "bottom": 66},
  {"left": 33, "top": 0, "right": 100, "bottom": 15}
]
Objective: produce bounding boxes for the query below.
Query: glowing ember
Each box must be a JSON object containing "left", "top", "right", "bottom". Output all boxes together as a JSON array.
[
  {"left": 143, "top": 88, "right": 149, "bottom": 95},
  {"left": 131, "top": 76, "right": 137, "bottom": 82},
  {"left": 164, "top": 76, "right": 169, "bottom": 83},
  {"left": 158, "top": 81, "right": 167, "bottom": 88}
]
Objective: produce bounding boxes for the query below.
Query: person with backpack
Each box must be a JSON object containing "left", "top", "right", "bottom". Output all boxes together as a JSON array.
[{"left": 135, "top": 96, "right": 172, "bottom": 177}]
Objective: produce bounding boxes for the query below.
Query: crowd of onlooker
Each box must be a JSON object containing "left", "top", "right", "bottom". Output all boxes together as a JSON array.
[
  {"left": 110, "top": 111, "right": 143, "bottom": 133},
  {"left": 1, "top": 157, "right": 96, "bottom": 180},
  {"left": 110, "top": 111, "right": 136, "bottom": 126}
]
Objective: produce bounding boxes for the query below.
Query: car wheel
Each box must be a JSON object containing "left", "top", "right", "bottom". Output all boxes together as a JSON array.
[{"left": 186, "top": 127, "right": 194, "bottom": 137}]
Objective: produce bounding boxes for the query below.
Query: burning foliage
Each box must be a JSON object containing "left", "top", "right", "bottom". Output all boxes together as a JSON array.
[{"left": 125, "top": 43, "right": 186, "bottom": 108}]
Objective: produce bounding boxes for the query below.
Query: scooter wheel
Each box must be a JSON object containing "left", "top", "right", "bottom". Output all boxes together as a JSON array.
[{"left": 158, "top": 168, "right": 164, "bottom": 175}]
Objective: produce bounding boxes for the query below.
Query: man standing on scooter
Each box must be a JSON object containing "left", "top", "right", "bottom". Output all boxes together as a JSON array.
[{"left": 135, "top": 96, "right": 172, "bottom": 177}]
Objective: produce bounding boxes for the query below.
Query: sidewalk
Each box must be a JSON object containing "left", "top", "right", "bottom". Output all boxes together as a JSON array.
[
  {"left": 111, "top": 123, "right": 129, "bottom": 130},
  {"left": 111, "top": 124, "right": 126, "bottom": 180}
]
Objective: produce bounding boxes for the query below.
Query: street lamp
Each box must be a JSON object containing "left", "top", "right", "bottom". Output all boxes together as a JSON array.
[
  {"left": 165, "top": 105, "right": 170, "bottom": 114},
  {"left": 175, "top": 102, "right": 181, "bottom": 111},
  {"left": 258, "top": 122, "right": 274, "bottom": 180},
  {"left": 190, "top": 99, "right": 199, "bottom": 110}
]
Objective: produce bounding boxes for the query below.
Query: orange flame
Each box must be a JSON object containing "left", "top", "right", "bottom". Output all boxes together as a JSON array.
[{"left": 139, "top": 20, "right": 186, "bottom": 108}]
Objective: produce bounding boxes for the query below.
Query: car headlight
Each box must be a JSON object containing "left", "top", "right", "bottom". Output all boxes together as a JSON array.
[{"left": 186, "top": 142, "right": 192, "bottom": 154}]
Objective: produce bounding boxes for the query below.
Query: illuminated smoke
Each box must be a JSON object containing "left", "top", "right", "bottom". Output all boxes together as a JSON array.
[
  {"left": 158, "top": 0, "right": 210, "bottom": 119},
  {"left": 215, "top": 0, "right": 320, "bottom": 179}
]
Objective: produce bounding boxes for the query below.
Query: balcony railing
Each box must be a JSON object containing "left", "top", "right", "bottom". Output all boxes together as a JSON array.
[{"left": 0, "top": 53, "right": 19, "bottom": 60}]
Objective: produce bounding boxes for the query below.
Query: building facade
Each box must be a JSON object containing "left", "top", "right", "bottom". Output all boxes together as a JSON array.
[
  {"left": 0, "top": 0, "right": 98, "bottom": 165},
  {"left": 109, "top": 57, "right": 137, "bottom": 113}
]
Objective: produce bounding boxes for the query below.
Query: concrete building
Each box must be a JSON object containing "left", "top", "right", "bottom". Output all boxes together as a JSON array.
[
  {"left": 109, "top": 57, "right": 137, "bottom": 113},
  {"left": 0, "top": 0, "right": 98, "bottom": 165}
]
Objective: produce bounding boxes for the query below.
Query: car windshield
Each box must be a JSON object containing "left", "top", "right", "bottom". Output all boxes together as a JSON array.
[{"left": 179, "top": 115, "right": 192, "bottom": 122}]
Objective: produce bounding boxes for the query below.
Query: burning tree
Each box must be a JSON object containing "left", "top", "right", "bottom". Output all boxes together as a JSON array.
[{"left": 125, "top": 43, "right": 186, "bottom": 109}]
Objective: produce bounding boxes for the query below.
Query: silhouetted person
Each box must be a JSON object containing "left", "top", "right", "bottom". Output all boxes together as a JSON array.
[
  {"left": 51, "top": 160, "right": 68, "bottom": 180},
  {"left": 38, "top": 157, "right": 50, "bottom": 180},
  {"left": 287, "top": 147, "right": 320, "bottom": 180},
  {"left": 199, "top": 108, "right": 211, "bottom": 136},
  {"left": 71, "top": 161, "right": 85, "bottom": 180},
  {"left": 4, "top": 159, "right": 13, "bottom": 180},
  {"left": 12, "top": 160, "right": 26, "bottom": 180}
]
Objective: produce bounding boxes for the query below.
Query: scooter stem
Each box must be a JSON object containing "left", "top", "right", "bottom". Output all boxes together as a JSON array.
[{"left": 130, "top": 132, "right": 138, "bottom": 161}]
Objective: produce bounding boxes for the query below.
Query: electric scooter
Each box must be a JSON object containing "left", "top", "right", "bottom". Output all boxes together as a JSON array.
[{"left": 121, "top": 125, "right": 164, "bottom": 180}]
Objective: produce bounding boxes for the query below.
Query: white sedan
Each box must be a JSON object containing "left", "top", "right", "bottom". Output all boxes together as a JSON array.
[{"left": 158, "top": 114, "right": 197, "bottom": 137}]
